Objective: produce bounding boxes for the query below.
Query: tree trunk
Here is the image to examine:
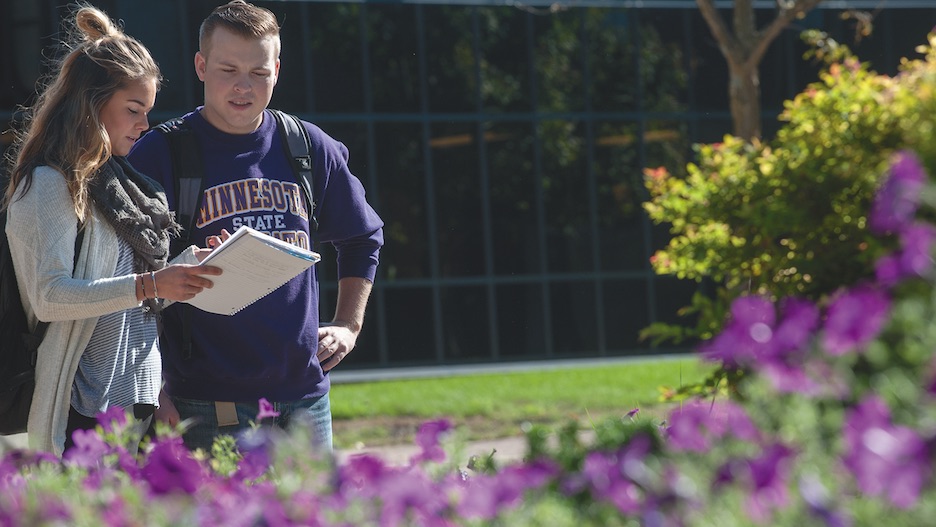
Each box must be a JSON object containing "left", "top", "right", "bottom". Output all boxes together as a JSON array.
[
  {"left": 696, "top": 0, "right": 824, "bottom": 141},
  {"left": 729, "top": 63, "right": 761, "bottom": 141}
]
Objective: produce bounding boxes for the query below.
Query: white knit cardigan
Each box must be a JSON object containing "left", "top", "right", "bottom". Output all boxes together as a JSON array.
[{"left": 5, "top": 166, "right": 198, "bottom": 456}]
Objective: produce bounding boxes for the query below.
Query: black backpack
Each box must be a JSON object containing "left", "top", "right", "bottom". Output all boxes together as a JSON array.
[
  {"left": 153, "top": 109, "right": 319, "bottom": 359},
  {"left": 0, "top": 197, "right": 83, "bottom": 435}
]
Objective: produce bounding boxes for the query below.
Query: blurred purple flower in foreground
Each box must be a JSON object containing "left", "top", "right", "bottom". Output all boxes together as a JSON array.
[
  {"left": 63, "top": 429, "right": 110, "bottom": 469},
  {"left": 666, "top": 400, "right": 760, "bottom": 453},
  {"left": 410, "top": 419, "right": 453, "bottom": 464},
  {"left": 256, "top": 397, "right": 280, "bottom": 421},
  {"left": 821, "top": 285, "right": 891, "bottom": 357},
  {"left": 142, "top": 437, "right": 206, "bottom": 495},
  {"left": 714, "top": 443, "right": 795, "bottom": 524},
  {"left": 700, "top": 295, "right": 776, "bottom": 368},
  {"left": 95, "top": 406, "right": 128, "bottom": 434},
  {"left": 869, "top": 150, "right": 927, "bottom": 234},
  {"left": 701, "top": 295, "right": 818, "bottom": 375},
  {"left": 842, "top": 396, "right": 930, "bottom": 509},
  {"left": 799, "top": 474, "right": 853, "bottom": 527}
]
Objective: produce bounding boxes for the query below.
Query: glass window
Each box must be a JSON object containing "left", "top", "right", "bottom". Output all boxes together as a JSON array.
[
  {"left": 477, "top": 7, "right": 534, "bottom": 113},
  {"left": 488, "top": 122, "right": 541, "bottom": 276},
  {"left": 375, "top": 123, "right": 429, "bottom": 280},
  {"left": 533, "top": 10, "right": 586, "bottom": 113},
  {"left": 440, "top": 286, "right": 491, "bottom": 361},
  {"left": 497, "top": 284, "right": 547, "bottom": 358},
  {"left": 550, "top": 281, "right": 599, "bottom": 356},
  {"left": 653, "top": 276, "right": 704, "bottom": 351},
  {"left": 368, "top": 4, "right": 421, "bottom": 113},
  {"left": 541, "top": 121, "right": 594, "bottom": 273},
  {"left": 425, "top": 5, "right": 478, "bottom": 113},
  {"left": 305, "top": 3, "right": 366, "bottom": 113},
  {"left": 432, "top": 122, "right": 485, "bottom": 277},
  {"left": 603, "top": 279, "right": 651, "bottom": 352},
  {"left": 385, "top": 288, "right": 437, "bottom": 364}
]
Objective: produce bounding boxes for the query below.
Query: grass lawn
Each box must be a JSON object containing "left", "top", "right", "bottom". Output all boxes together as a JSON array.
[{"left": 330, "top": 354, "right": 714, "bottom": 448}]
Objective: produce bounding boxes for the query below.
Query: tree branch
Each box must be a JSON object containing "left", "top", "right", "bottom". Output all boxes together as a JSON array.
[
  {"left": 696, "top": 0, "right": 743, "bottom": 67},
  {"left": 746, "top": 0, "right": 824, "bottom": 69}
]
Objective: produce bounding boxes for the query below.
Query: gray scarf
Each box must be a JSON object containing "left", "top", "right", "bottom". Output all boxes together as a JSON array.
[{"left": 89, "top": 157, "right": 180, "bottom": 310}]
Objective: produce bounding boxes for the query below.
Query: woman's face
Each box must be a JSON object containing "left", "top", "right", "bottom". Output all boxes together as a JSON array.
[{"left": 99, "top": 78, "right": 156, "bottom": 156}]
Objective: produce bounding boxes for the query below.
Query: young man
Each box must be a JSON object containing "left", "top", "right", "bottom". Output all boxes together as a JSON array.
[{"left": 128, "top": 0, "right": 383, "bottom": 451}]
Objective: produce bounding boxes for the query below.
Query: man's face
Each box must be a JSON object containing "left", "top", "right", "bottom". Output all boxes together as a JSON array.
[{"left": 195, "top": 26, "right": 280, "bottom": 135}]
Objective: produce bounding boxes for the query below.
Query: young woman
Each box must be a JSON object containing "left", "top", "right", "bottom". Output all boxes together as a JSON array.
[{"left": 2, "top": 5, "right": 222, "bottom": 456}]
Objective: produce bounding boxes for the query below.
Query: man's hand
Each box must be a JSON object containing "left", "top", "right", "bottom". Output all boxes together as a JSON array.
[
  {"left": 317, "top": 277, "right": 373, "bottom": 371},
  {"left": 317, "top": 322, "right": 359, "bottom": 371},
  {"left": 154, "top": 389, "right": 180, "bottom": 428}
]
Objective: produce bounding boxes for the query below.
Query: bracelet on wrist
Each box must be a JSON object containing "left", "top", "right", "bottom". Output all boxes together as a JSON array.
[{"left": 150, "top": 271, "right": 159, "bottom": 300}]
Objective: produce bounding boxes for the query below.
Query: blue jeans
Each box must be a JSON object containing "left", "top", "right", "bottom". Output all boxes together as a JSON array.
[{"left": 169, "top": 394, "right": 333, "bottom": 453}]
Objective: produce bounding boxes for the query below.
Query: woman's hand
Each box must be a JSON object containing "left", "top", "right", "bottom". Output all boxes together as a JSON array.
[{"left": 147, "top": 263, "right": 222, "bottom": 301}]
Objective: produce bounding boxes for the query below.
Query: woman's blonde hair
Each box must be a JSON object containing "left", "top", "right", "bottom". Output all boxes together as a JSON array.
[{"left": 3, "top": 4, "right": 161, "bottom": 219}]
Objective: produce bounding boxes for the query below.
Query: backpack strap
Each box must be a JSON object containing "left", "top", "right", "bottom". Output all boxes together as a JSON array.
[
  {"left": 271, "top": 109, "right": 319, "bottom": 234},
  {"left": 154, "top": 117, "right": 205, "bottom": 361},
  {"left": 154, "top": 117, "right": 207, "bottom": 257}
]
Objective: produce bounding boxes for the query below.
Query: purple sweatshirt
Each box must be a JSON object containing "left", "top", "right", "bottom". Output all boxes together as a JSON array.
[{"left": 128, "top": 109, "right": 383, "bottom": 402}]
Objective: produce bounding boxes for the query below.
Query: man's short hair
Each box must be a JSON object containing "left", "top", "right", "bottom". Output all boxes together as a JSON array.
[{"left": 199, "top": 0, "right": 280, "bottom": 56}]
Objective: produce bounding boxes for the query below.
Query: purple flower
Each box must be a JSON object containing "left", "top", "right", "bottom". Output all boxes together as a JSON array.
[
  {"left": 744, "top": 444, "right": 795, "bottom": 523},
  {"left": 575, "top": 436, "right": 654, "bottom": 515},
  {"left": 875, "top": 223, "right": 936, "bottom": 286},
  {"left": 63, "top": 428, "right": 110, "bottom": 468},
  {"left": 770, "top": 297, "right": 820, "bottom": 359},
  {"left": 235, "top": 427, "right": 275, "bottom": 481},
  {"left": 869, "top": 150, "right": 927, "bottom": 234},
  {"left": 666, "top": 400, "right": 760, "bottom": 453},
  {"left": 141, "top": 437, "right": 206, "bottom": 495},
  {"left": 799, "top": 474, "right": 853, "bottom": 527},
  {"left": 459, "top": 461, "right": 556, "bottom": 520},
  {"left": 701, "top": 296, "right": 818, "bottom": 370},
  {"left": 410, "top": 419, "right": 452, "bottom": 464},
  {"left": 874, "top": 253, "right": 903, "bottom": 287},
  {"left": 336, "top": 454, "right": 387, "bottom": 498},
  {"left": 821, "top": 285, "right": 890, "bottom": 356},
  {"left": 256, "top": 398, "right": 279, "bottom": 421},
  {"left": 714, "top": 444, "right": 795, "bottom": 524},
  {"left": 897, "top": 223, "right": 936, "bottom": 278},
  {"left": 700, "top": 296, "right": 776, "bottom": 367},
  {"left": 95, "top": 406, "right": 129, "bottom": 434},
  {"left": 842, "top": 396, "right": 929, "bottom": 508}
]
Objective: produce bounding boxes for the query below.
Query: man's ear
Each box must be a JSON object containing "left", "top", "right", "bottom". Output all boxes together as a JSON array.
[
  {"left": 272, "top": 58, "right": 281, "bottom": 86},
  {"left": 194, "top": 51, "right": 207, "bottom": 82}
]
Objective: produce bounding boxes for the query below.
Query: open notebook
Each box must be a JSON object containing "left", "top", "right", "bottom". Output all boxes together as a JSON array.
[{"left": 183, "top": 226, "right": 321, "bottom": 316}]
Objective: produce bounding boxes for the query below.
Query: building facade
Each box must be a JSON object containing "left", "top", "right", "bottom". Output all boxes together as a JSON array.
[{"left": 3, "top": 0, "right": 935, "bottom": 368}]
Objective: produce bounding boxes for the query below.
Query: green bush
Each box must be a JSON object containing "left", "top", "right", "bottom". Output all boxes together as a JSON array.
[{"left": 642, "top": 31, "right": 936, "bottom": 345}]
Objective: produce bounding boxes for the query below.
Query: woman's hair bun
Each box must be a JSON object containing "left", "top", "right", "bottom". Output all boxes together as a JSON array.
[{"left": 74, "top": 6, "right": 118, "bottom": 41}]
